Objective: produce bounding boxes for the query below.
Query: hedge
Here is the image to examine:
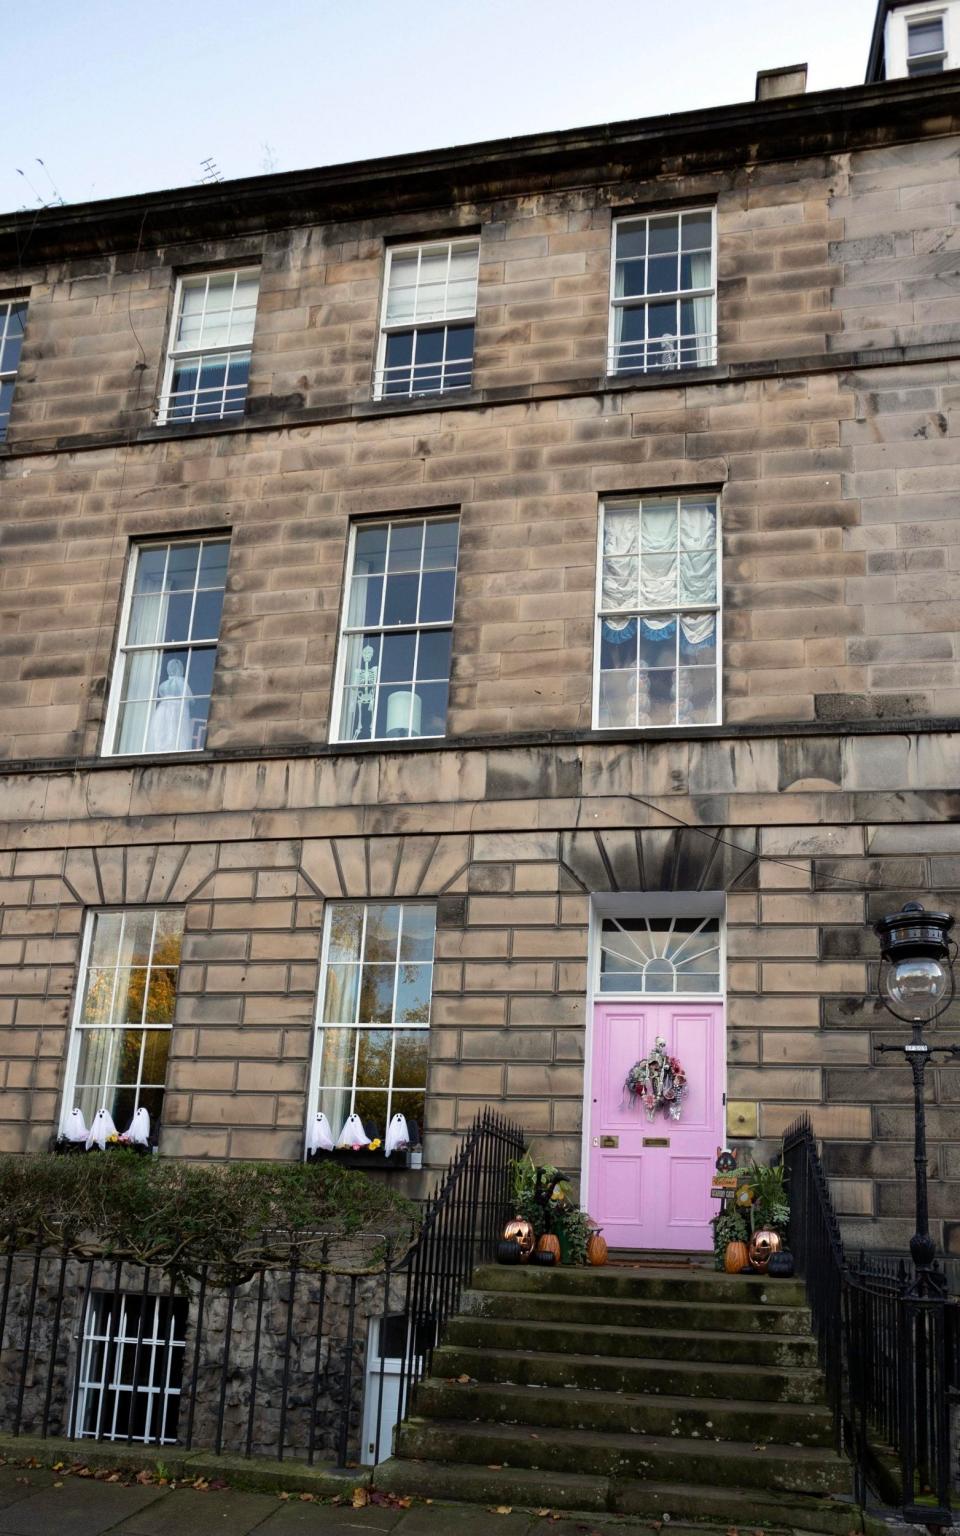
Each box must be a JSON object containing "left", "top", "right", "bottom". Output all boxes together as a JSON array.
[{"left": 0, "top": 1152, "right": 419, "bottom": 1274}]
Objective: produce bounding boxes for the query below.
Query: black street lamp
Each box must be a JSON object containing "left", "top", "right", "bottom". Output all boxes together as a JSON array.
[{"left": 874, "top": 900, "right": 960, "bottom": 1292}]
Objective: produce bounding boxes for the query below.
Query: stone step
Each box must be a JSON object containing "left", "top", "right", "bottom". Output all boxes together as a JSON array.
[
  {"left": 432, "top": 1341, "right": 827, "bottom": 1404},
  {"left": 460, "top": 1285, "right": 813, "bottom": 1334},
  {"left": 472, "top": 1263, "right": 807, "bottom": 1308},
  {"left": 444, "top": 1313, "right": 820, "bottom": 1367},
  {"left": 373, "top": 1458, "right": 863, "bottom": 1534},
  {"left": 413, "top": 1375, "right": 836, "bottom": 1445},
  {"left": 395, "top": 1418, "right": 851, "bottom": 1494}
]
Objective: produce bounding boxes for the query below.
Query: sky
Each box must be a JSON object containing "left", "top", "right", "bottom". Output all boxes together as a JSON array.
[{"left": 6, "top": 0, "right": 879, "bottom": 213}]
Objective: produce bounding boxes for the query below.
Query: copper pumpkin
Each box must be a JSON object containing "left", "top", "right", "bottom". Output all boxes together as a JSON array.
[
  {"left": 502, "top": 1216, "right": 536, "bottom": 1261},
  {"left": 748, "top": 1228, "right": 782, "bottom": 1272}
]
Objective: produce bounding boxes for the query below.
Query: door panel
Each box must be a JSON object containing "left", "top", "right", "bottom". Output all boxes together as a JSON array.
[{"left": 587, "top": 1000, "right": 724, "bottom": 1252}]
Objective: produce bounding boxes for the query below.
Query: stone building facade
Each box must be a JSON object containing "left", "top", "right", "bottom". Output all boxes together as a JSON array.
[{"left": 2, "top": 66, "right": 960, "bottom": 1255}]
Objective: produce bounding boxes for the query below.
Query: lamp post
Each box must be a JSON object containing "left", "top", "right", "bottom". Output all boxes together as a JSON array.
[{"left": 874, "top": 900, "right": 960, "bottom": 1293}]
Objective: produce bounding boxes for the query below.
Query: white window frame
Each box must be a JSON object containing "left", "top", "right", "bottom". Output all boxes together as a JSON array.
[
  {"left": 0, "top": 295, "right": 28, "bottom": 441},
  {"left": 592, "top": 493, "right": 722, "bottom": 732},
  {"left": 102, "top": 535, "right": 229, "bottom": 758},
  {"left": 906, "top": 8, "right": 948, "bottom": 71},
  {"left": 330, "top": 513, "right": 459, "bottom": 745},
  {"left": 157, "top": 268, "right": 260, "bottom": 424},
  {"left": 73, "top": 1291, "right": 187, "bottom": 1444},
  {"left": 60, "top": 907, "right": 183, "bottom": 1143},
  {"left": 374, "top": 238, "right": 479, "bottom": 400},
  {"left": 607, "top": 208, "right": 717, "bottom": 376},
  {"left": 305, "top": 901, "right": 436, "bottom": 1158}
]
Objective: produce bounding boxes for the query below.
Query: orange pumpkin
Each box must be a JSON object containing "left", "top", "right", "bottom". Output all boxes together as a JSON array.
[
  {"left": 586, "top": 1231, "right": 608, "bottom": 1266},
  {"left": 724, "top": 1240, "right": 749, "bottom": 1274},
  {"left": 536, "top": 1232, "right": 561, "bottom": 1260}
]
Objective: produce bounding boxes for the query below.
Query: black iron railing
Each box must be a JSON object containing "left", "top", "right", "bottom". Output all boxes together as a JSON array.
[
  {"left": 784, "top": 1115, "right": 955, "bottom": 1523},
  {"left": 386, "top": 1107, "right": 525, "bottom": 1462},
  {"left": 0, "top": 1110, "right": 524, "bottom": 1469}
]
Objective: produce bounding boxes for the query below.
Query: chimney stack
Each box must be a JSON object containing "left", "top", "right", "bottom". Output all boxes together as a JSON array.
[{"left": 755, "top": 63, "right": 809, "bottom": 100}]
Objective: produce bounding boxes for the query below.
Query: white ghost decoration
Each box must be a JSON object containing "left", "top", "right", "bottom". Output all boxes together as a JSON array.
[
  {"left": 306, "top": 1112, "right": 335, "bottom": 1154},
  {"left": 336, "top": 1113, "right": 370, "bottom": 1149},
  {"left": 86, "top": 1108, "right": 117, "bottom": 1150},
  {"left": 63, "top": 1108, "right": 88, "bottom": 1144},
  {"left": 124, "top": 1108, "right": 151, "bottom": 1146},
  {"left": 385, "top": 1113, "right": 411, "bottom": 1156}
]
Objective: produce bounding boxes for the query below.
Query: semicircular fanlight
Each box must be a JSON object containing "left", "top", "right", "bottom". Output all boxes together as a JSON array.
[{"left": 599, "top": 915, "right": 720, "bottom": 995}]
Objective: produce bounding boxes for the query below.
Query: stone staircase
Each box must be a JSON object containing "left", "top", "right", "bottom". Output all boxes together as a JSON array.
[{"left": 373, "top": 1262, "right": 864, "bottom": 1533}]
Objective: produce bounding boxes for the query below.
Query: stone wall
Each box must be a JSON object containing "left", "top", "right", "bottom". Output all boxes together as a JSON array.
[
  {"left": 0, "top": 1247, "right": 398, "bottom": 1463},
  {"left": 2, "top": 733, "right": 960, "bottom": 1253}
]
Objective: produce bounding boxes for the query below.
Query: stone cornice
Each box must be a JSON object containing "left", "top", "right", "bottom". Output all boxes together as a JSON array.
[{"left": 2, "top": 74, "right": 960, "bottom": 264}]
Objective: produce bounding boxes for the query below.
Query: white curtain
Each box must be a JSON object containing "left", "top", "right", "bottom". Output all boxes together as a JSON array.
[
  {"left": 601, "top": 503, "right": 716, "bottom": 647},
  {"left": 687, "top": 251, "right": 713, "bottom": 366}
]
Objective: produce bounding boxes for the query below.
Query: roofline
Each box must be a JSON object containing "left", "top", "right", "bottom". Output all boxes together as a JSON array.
[{"left": 3, "top": 71, "right": 960, "bottom": 264}]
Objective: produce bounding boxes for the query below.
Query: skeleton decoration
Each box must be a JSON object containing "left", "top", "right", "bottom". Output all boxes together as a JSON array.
[{"left": 352, "top": 644, "right": 378, "bottom": 740}]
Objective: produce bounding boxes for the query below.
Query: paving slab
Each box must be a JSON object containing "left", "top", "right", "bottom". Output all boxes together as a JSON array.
[
  {"left": 391, "top": 1506, "right": 536, "bottom": 1535},
  {"left": 0, "top": 1469, "right": 50, "bottom": 1514},
  {"left": 0, "top": 1477, "right": 166, "bottom": 1536},
  {"left": 258, "top": 1501, "right": 405, "bottom": 1532},
  {"left": 115, "top": 1485, "right": 280, "bottom": 1534}
]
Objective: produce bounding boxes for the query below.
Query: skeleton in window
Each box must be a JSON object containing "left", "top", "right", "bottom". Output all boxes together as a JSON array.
[{"left": 351, "top": 643, "right": 378, "bottom": 740}]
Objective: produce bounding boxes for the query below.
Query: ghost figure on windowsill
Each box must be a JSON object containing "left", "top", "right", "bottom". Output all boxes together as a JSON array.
[
  {"left": 86, "top": 1108, "right": 117, "bottom": 1150},
  {"left": 63, "top": 1108, "right": 88, "bottom": 1144},
  {"left": 385, "top": 1113, "right": 411, "bottom": 1157},
  {"left": 336, "top": 1113, "right": 370, "bottom": 1150},
  {"left": 124, "top": 1107, "right": 151, "bottom": 1146},
  {"left": 147, "top": 657, "right": 195, "bottom": 753},
  {"left": 306, "top": 1112, "right": 335, "bottom": 1154}
]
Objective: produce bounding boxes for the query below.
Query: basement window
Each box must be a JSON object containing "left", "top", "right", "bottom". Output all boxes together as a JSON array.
[
  {"left": 158, "top": 269, "right": 260, "bottom": 423},
  {"left": 74, "top": 1291, "right": 188, "bottom": 1443}
]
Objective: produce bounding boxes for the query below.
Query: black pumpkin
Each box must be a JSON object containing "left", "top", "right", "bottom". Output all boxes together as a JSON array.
[
  {"left": 497, "top": 1239, "right": 522, "bottom": 1265},
  {"left": 533, "top": 1249, "right": 556, "bottom": 1267},
  {"left": 767, "top": 1249, "right": 795, "bottom": 1279}
]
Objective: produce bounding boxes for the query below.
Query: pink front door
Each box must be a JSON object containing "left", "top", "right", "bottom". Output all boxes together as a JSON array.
[{"left": 587, "top": 1001, "right": 724, "bottom": 1252}]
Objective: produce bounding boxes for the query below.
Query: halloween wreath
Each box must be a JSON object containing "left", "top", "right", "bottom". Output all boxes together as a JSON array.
[{"left": 624, "top": 1035, "right": 687, "bottom": 1121}]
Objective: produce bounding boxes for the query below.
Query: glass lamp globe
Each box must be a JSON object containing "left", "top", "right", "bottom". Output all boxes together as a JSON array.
[{"left": 881, "top": 954, "right": 950, "bottom": 1020}]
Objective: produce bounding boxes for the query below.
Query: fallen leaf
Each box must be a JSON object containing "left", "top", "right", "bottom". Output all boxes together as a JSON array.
[
  {"left": 457, "top": 1373, "right": 471, "bottom": 1384},
  {"left": 278, "top": 1491, "right": 290, "bottom": 1501},
  {"left": 351, "top": 1487, "right": 369, "bottom": 1508},
  {"left": 536, "top": 1510, "right": 551, "bottom": 1518},
  {"left": 487, "top": 1463, "right": 502, "bottom": 1470},
  {"left": 53, "top": 1481, "right": 63, "bottom": 1489},
  {"left": 299, "top": 1492, "right": 316, "bottom": 1502},
  {"left": 135, "top": 1471, "right": 154, "bottom": 1485},
  {"left": 492, "top": 1507, "right": 513, "bottom": 1515}
]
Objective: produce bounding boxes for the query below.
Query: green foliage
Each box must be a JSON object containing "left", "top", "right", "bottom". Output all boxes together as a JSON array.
[
  {"left": 509, "top": 1154, "right": 590, "bottom": 1264},
  {"left": 746, "top": 1159, "right": 790, "bottom": 1233},
  {"left": 0, "top": 1152, "right": 418, "bottom": 1276},
  {"left": 712, "top": 1204, "right": 748, "bottom": 1269}
]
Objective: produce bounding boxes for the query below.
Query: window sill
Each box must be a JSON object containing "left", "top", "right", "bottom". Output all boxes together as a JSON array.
[
  {"left": 52, "top": 1138, "right": 156, "bottom": 1157},
  {"left": 306, "top": 1147, "right": 422, "bottom": 1172}
]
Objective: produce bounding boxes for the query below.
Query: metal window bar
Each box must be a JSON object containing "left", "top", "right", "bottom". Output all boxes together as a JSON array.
[
  {"left": 157, "top": 350, "right": 251, "bottom": 424},
  {"left": 608, "top": 330, "right": 718, "bottom": 374},
  {"left": 783, "top": 1114, "right": 954, "bottom": 1523},
  {"left": 73, "top": 1288, "right": 186, "bottom": 1444}
]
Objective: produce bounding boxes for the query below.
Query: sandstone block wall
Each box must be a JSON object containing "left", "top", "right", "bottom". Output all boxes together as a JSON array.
[{"left": 2, "top": 734, "right": 959, "bottom": 1253}]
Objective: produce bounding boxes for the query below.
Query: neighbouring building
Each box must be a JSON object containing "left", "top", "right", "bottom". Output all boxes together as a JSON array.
[{"left": 3, "top": 0, "right": 960, "bottom": 1297}]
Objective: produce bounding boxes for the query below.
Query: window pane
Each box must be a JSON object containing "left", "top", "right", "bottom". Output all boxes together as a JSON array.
[
  {"left": 681, "top": 213, "right": 713, "bottom": 251},
  {"left": 908, "top": 18, "right": 944, "bottom": 53},
  {"left": 354, "top": 524, "right": 389, "bottom": 575},
  {"left": 648, "top": 254, "right": 679, "bottom": 294},
  {"left": 393, "top": 1029, "right": 429, "bottom": 1086},
  {"left": 383, "top": 573, "right": 419, "bottom": 626},
  {"left": 615, "top": 224, "right": 646, "bottom": 261},
  {"left": 423, "top": 518, "right": 459, "bottom": 569},
  {"left": 356, "top": 1028, "right": 393, "bottom": 1088},
  {"left": 380, "top": 631, "right": 416, "bottom": 684},
  {"left": 399, "top": 905, "right": 436, "bottom": 963},
  {"left": 328, "top": 904, "right": 364, "bottom": 963},
  {"left": 678, "top": 665, "right": 717, "bottom": 725},
  {"left": 364, "top": 904, "right": 401, "bottom": 963},
  {"left": 418, "top": 569, "right": 455, "bottom": 624},
  {"left": 323, "top": 964, "right": 360, "bottom": 1024},
  {"left": 117, "top": 911, "right": 156, "bottom": 968},
  {"left": 358, "top": 964, "right": 396, "bottom": 1024},
  {"left": 348, "top": 573, "right": 383, "bottom": 628},
  {"left": 648, "top": 216, "right": 679, "bottom": 254},
  {"left": 413, "top": 680, "right": 448, "bottom": 737},
  {"left": 190, "top": 588, "right": 224, "bottom": 642},
  {"left": 598, "top": 667, "right": 637, "bottom": 730},
  {"left": 319, "top": 1026, "right": 356, "bottom": 1087},
  {"left": 395, "top": 965, "right": 432, "bottom": 1024},
  {"left": 416, "top": 628, "right": 451, "bottom": 681},
  {"left": 387, "top": 521, "right": 424, "bottom": 572},
  {"left": 166, "top": 543, "right": 200, "bottom": 591}
]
